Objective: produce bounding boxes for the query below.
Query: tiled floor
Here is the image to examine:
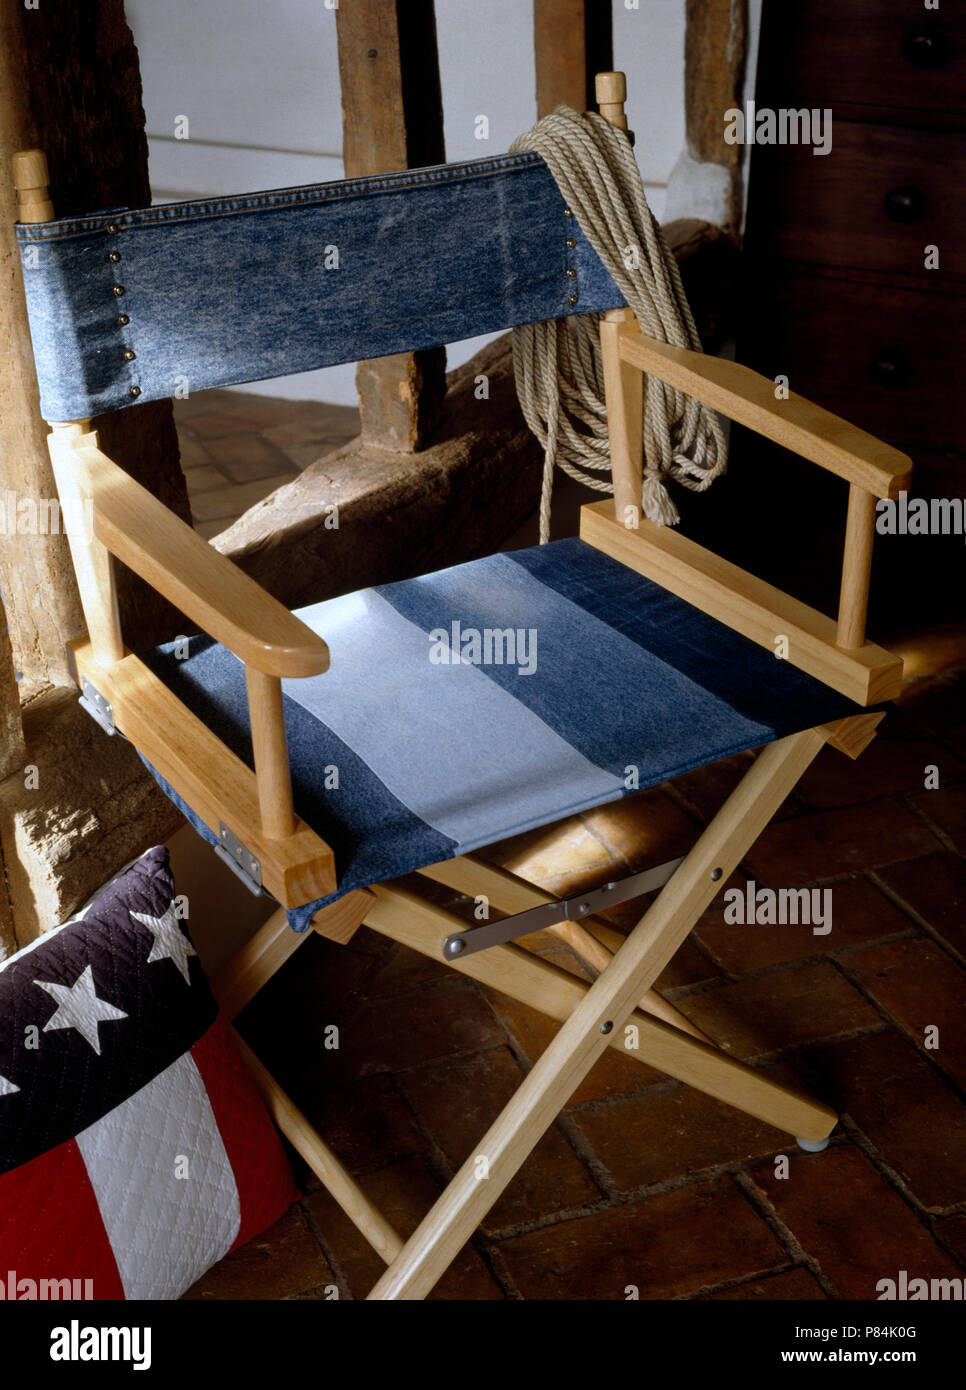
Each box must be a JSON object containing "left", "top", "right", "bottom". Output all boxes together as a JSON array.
[
  {"left": 174, "top": 389, "right": 360, "bottom": 539},
  {"left": 176, "top": 394, "right": 966, "bottom": 1301}
]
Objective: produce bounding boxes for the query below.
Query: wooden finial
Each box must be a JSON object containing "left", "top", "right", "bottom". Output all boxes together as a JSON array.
[
  {"left": 595, "top": 71, "right": 627, "bottom": 130},
  {"left": 12, "top": 149, "right": 54, "bottom": 223}
]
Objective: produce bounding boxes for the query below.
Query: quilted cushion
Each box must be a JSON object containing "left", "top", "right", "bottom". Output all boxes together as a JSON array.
[
  {"left": 143, "top": 538, "right": 860, "bottom": 930},
  {"left": 0, "top": 846, "right": 298, "bottom": 1299}
]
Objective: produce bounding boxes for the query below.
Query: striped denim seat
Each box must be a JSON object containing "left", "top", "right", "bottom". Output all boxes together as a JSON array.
[{"left": 143, "top": 538, "right": 858, "bottom": 930}]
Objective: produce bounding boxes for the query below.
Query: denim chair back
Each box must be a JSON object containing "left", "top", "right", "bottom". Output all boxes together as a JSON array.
[{"left": 16, "top": 151, "right": 625, "bottom": 424}]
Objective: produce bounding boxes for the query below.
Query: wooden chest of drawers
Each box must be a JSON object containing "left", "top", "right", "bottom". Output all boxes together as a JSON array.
[{"left": 735, "top": 0, "right": 966, "bottom": 636}]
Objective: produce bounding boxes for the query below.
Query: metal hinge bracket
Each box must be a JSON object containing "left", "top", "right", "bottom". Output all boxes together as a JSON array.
[
  {"left": 78, "top": 677, "right": 115, "bottom": 736},
  {"left": 215, "top": 823, "right": 263, "bottom": 895},
  {"left": 442, "top": 854, "right": 685, "bottom": 960}
]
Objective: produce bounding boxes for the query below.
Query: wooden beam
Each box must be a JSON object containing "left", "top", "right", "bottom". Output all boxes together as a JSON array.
[
  {"left": 336, "top": 0, "right": 446, "bottom": 451},
  {"left": 534, "top": 0, "right": 613, "bottom": 117},
  {"left": 1, "top": 0, "right": 191, "bottom": 683},
  {"left": 685, "top": 0, "right": 748, "bottom": 233}
]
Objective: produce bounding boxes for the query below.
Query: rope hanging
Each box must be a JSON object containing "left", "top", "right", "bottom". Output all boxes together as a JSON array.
[{"left": 509, "top": 105, "right": 728, "bottom": 543}]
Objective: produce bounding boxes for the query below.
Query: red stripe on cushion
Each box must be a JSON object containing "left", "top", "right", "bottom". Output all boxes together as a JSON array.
[
  {"left": 0, "top": 1138, "right": 123, "bottom": 1300},
  {"left": 189, "top": 1018, "right": 298, "bottom": 1251}
]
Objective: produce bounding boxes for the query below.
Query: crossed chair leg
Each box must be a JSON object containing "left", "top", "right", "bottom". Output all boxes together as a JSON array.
[{"left": 212, "top": 715, "right": 881, "bottom": 1300}]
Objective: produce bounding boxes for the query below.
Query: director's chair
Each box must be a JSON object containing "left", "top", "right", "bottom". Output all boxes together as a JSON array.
[{"left": 12, "top": 71, "right": 910, "bottom": 1299}]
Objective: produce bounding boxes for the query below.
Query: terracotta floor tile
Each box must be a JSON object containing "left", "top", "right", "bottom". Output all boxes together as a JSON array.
[
  {"left": 188, "top": 473, "right": 297, "bottom": 523},
  {"left": 809, "top": 1030, "right": 966, "bottom": 1211},
  {"left": 305, "top": 1072, "right": 427, "bottom": 1175},
  {"left": 696, "top": 875, "right": 914, "bottom": 973},
  {"left": 845, "top": 937, "right": 966, "bottom": 1089},
  {"left": 308, "top": 974, "right": 505, "bottom": 1084},
  {"left": 936, "top": 1214, "right": 966, "bottom": 1269},
  {"left": 359, "top": 939, "right": 452, "bottom": 997},
  {"left": 749, "top": 1144, "right": 962, "bottom": 1299},
  {"left": 204, "top": 430, "right": 295, "bottom": 482},
  {"left": 578, "top": 788, "right": 697, "bottom": 869},
  {"left": 398, "top": 1046, "right": 600, "bottom": 1232},
  {"left": 910, "top": 783, "right": 966, "bottom": 853},
  {"left": 175, "top": 434, "right": 213, "bottom": 469},
  {"left": 184, "top": 464, "right": 230, "bottom": 494},
  {"left": 497, "top": 1176, "right": 786, "bottom": 1300},
  {"left": 573, "top": 1078, "right": 791, "bottom": 1190},
  {"left": 304, "top": 1158, "right": 505, "bottom": 1299},
  {"left": 746, "top": 799, "right": 941, "bottom": 885},
  {"left": 487, "top": 816, "right": 618, "bottom": 893},
  {"left": 702, "top": 1267, "right": 827, "bottom": 1299},
  {"left": 674, "top": 961, "right": 881, "bottom": 1060},
  {"left": 182, "top": 1206, "right": 334, "bottom": 1300},
  {"left": 483, "top": 985, "right": 666, "bottom": 1103},
  {"left": 876, "top": 852, "right": 966, "bottom": 957},
  {"left": 798, "top": 732, "right": 964, "bottom": 810}
]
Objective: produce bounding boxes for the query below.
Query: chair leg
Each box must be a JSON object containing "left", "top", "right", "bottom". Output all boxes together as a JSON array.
[
  {"left": 233, "top": 1032, "right": 404, "bottom": 1265},
  {"left": 210, "top": 890, "right": 373, "bottom": 1019},
  {"left": 366, "top": 727, "right": 832, "bottom": 1300},
  {"left": 212, "top": 891, "right": 401, "bottom": 1264}
]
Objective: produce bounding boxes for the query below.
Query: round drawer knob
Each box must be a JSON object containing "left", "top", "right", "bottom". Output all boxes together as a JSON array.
[
  {"left": 902, "top": 28, "right": 951, "bottom": 69},
  {"left": 869, "top": 353, "right": 911, "bottom": 389},
  {"left": 884, "top": 185, "right": 928, "bottom": 224}
]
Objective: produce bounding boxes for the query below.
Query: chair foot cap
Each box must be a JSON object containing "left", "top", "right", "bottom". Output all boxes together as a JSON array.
[{"left": 796, "top": 1135, "right": 831, "bottom": 1153}]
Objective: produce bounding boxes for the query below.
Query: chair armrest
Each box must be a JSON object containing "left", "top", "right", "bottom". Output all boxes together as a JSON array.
[
  {"left": 54, "top": 432, "right": 328, "bottom": 678},
  {"left": 619, "top": 333, "right": 912, "bottom": 500}
]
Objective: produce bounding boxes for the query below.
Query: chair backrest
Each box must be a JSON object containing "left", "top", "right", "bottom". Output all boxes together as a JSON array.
[{"left": 15, "top": 151, "right": 624, "bottom": 424}]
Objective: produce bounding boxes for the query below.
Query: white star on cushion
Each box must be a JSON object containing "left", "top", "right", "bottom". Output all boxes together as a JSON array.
[
  {"left": 0, "top": 1075, "right": 19, "bottom": 1097},
  {"left": 35, "top": 964, "right": 127, "bottom": 1055},
  {"left": 130, "top": 902, "right": 196, "bottom": 985}
]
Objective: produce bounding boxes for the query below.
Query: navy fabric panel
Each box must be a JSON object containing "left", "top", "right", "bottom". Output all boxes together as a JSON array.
[
  {"left": 139, "top": 539, "right": 861, "bottom": 931},
  {"left": 16, "top": 152, "right": 624, "bottom": 421},
  {"left": 372, "top": 551, "right": 774, "bottom": 773},
  {"left": 506, "top": 540, "right": 860, "bottom": 731},
  {"left": 139, "top": 638, "right": 458, "bottom": 930}
]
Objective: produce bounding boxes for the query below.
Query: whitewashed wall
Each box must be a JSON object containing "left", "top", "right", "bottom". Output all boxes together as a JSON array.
[{"left": 126, "top": 0, "right": 751, "bottom": 404}]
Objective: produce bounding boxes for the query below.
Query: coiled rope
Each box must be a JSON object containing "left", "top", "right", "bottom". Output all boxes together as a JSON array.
[{"left": 509, "top": 105, "right": 727, "bottom": 542}]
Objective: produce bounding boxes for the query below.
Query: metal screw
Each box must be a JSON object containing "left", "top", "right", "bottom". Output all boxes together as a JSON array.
[
  {"left": 600, "top": 1021, "right": 614, "bottom": 1035},
  {"left": 448, "top": 938, "right": 466, "bottom": 956},
  {"left": 710, "top": 867, "right": 723, "bottom": 881}
]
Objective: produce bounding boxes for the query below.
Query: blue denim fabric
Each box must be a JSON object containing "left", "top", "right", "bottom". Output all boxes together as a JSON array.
[
  {"left": 139, "top": 538, "right": 862, "bottom": 932},
  {"left": 15, "top": 152, "right": 625, "bottom": 421}
]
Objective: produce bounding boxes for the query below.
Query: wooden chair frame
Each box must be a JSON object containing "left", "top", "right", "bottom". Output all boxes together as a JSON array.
[{"left": 12, "top": 73, "right": 912, "bottom": 1300}]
